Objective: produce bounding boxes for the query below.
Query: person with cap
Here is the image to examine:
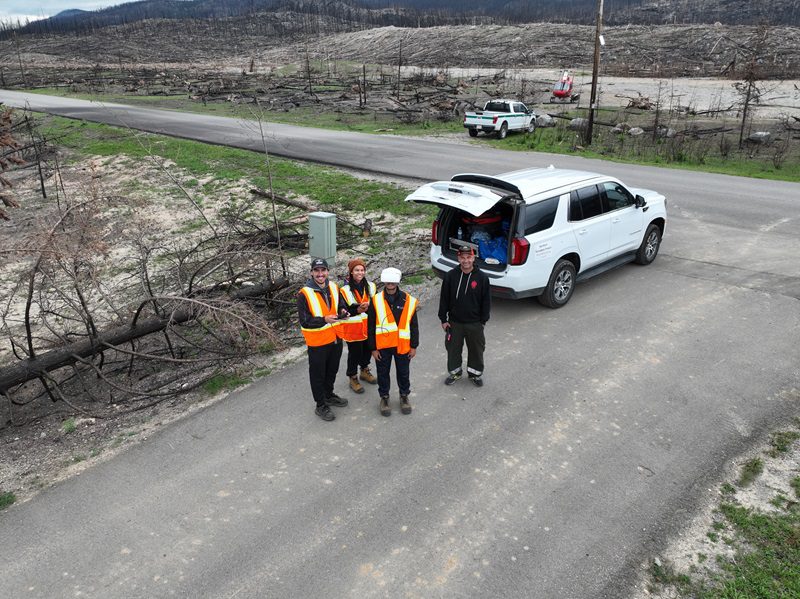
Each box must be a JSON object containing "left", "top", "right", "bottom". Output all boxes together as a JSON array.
[
  {"left": 339, "top": 258, "right": 378, "bottom": 395},
  {"left": 297, "top": 257, "right": 350, "bottom": 421},
  {"left": 438, "top": 244, "right": 491, "bottom": 387},
  {"left": 367, "top": 267, "right": 419, "bottom": 417}
]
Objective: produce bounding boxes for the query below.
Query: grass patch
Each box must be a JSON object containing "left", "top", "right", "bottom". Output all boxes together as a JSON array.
[
  {"left": 737, "top": 457, "right": 763, "bottom": 487},
  {"left": 0, "top": 491, "right": 16, "bottom": 510},
  {"left": 768, "top": 430, "right": 800, "bottom": 457},
  {"left": 39, "top": 116, "right": 430, "bottom": 218},
  {"left": 203, "top": 373, "right": 251, "bottom": 395},
  {"left": 62, "top": 417, "right": 77, "bottom": 434},
  {"left": 403, "top": 268, "right": 434, "bottom": 285},
  {"left": 791, "top": 477, "right": 800, "bottom": 499}
]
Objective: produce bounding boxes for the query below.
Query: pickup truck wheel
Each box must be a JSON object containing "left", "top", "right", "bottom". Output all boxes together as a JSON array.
[
  {"left": 635, "top": 223, "right": 662, "bottom": 265},
  {"left": 538, "top": 259, "right": 576, "bottom": 309},
  {"left": 497, "top": 122, "right": 508, "bottom": 140},
  {"left": 468, "top": 128, "right": 478, "bottom": 138},
  {"left": 526, "top": 121, "right": 536, "bottom": 133}
]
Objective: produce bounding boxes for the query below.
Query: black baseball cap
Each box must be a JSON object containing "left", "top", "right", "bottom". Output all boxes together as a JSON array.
[
  {"left": 310, "top": 258, "right": 329, "bottom": 270},
  {"left": 456, "top": 245, "right": 475, "bottom": 255}
]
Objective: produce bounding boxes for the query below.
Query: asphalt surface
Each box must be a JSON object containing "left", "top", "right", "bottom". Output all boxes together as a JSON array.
[{"left": 1, "top": 91, "right": 799, "bottom": 598}]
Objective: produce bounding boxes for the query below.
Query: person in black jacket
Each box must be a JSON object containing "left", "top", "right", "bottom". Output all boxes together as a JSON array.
[{"left": 438, "top": 245, "right": 491, "bottom": 387}]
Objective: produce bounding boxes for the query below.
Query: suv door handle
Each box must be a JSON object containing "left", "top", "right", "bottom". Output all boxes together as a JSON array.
[
  {"left": 612, "top": 218, "right": 621, "bottom": 223},
  {"left": 578, "top": 229, "right": 588, "bottom": 235}
]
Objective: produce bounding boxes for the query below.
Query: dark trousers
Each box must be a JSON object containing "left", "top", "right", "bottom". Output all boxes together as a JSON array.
[
  {"left": 446, "top": 321, "right": 485, "bottom": 377},
  {"left": 375, "top": 348, "right": 411, "bottom": 397},
  {"left": 307, "top": 340, "right": 343, "bottom": 407},
  {"left": 345, "top": 340, "right": 371, "bottom": 377}
]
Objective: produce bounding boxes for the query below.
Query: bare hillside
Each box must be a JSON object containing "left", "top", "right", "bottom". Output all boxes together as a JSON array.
[{"left": 2, "top": 21, "right": 799, "bottom": 79}]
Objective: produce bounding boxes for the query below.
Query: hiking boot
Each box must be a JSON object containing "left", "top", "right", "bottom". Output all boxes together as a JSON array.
[
  {"left": 400, "top": 394, "right": 412, "bottom": 415},
  {"left": 469, "top": 376, "right": 484, "bottom": 388},
  {"left": 360, "top": 366, "right": 377, "bottom": 385},
  {"left": 326, "top": 393, "right": 348, "bottom": 407},
  {"left": 379, "top": 396, "right": 391, "bottom": 417},
  {"left": 349, "top": 375, "right": 365, "bottom": 394},
  {"left": 315, "top": 405, "right": 335, "bottom": 421},
  {"left": 444, "top": 372, "right": 462, "bottom": 386}
]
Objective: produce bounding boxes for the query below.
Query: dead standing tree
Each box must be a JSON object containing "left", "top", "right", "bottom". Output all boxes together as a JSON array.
[
  {"left": 735, "top": 26, "right": 769, "bottom": 149},
  {"left": 0, "top": 107, "right": 26, "bottom": 220}
]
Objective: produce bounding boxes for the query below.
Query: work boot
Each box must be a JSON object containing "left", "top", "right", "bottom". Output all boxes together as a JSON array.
[
  {"left": 444, "top": 371, "right": 462, "bottom": 386},
  {"left": 349, "top": 375, "right": 365, "bottom": 394},
  {"left": 360, "top": 366, "right": 377, "bottom": 385},
  {"left": 400, "top": 394, "right": 412, "bottom": 415},
  {"left": 469, "top": 375, "right": 484, "bottom": 388},
  {"left": 315, "top": 405, "right": 335, "bottom": 421},
  {"left": 379, "top": 395, "right": 391, "bottom": 417},
  {"left": 326, "top": 393, "right": 348, "bottom": 407}
]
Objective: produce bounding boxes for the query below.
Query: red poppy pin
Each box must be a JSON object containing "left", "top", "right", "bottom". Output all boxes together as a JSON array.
[{"left": 471, "top": 281, "right": 478, "bottom": 289}]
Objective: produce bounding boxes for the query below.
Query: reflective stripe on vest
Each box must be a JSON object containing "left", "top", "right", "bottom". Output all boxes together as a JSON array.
[
  {"left": 299, "top": 282, "right": 340, "bottom": 347},
  {"left": 339, "top": 281, "right": 376, "bottom": 342},
  {"left": 373, "top": 291, "right": 417, "bottom": 354}
]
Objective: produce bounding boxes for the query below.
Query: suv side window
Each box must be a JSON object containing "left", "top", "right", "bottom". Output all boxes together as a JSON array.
[
  {"left": 524, "top": 196, "right": 559, "bottom": 235},
  {"left": 599, "top": 181, "right": 635, "bottom": 212},
  {"left": 514, "top": 103, "right": 527, "bottom": 113},
  {"left": 569, "top": 185, "right": 603, "bottom": 221}
]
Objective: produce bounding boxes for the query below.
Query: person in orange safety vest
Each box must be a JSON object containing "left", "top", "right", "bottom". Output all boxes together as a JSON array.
[
  {"left": 339, "top": 258, "right": 378, "bottom": 395},
  {"left": 297, "top": 258, "right": 351, "bottom": 422},
  {"left": 367, "top": 267, "right": 419, "bottom": 417}
]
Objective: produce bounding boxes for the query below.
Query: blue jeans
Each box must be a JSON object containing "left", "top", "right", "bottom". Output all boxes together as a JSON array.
[{"left": 375, "top": 348, "right": 411, "bottom": 397}]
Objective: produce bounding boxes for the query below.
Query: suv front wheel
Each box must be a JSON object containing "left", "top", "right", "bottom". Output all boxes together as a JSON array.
[
  {"left": 538, "top": 259, "right": 576, "bottom": 308},
  {"left": 635, "top": 223, "right": 662, "bottom": 265}
]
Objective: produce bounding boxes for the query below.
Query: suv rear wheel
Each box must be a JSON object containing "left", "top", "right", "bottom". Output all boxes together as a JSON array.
[
  {"left": 538, "top": 259, "right": 576, "bottom": 308},
  {"left": 634, "top": 223, "right": 662, "bottom": 265}
]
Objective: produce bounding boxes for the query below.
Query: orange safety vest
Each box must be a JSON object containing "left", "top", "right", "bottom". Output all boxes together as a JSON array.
[
  {"left": 339, "top": 281, "right": 376, "bottom": 342},
  {"left": 372, "top": 290, "right": 418, "bottom": 354},
  {"left": 299, "top": 282, "right": 341, "bottom": 347}
]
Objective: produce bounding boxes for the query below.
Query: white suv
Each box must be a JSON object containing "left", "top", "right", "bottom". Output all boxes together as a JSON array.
[{"left": 406, "top": 166, "right": 667, "bottom": 307}]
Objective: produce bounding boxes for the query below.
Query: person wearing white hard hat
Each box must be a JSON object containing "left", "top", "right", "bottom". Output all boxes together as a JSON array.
[{"left": 367, "top": 267, "right": 419, "bottom": 417}]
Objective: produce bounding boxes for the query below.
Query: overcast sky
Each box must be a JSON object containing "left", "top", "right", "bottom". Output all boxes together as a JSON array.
[{"left": 1, "top": 1, "right": 121, "bottom": 23}]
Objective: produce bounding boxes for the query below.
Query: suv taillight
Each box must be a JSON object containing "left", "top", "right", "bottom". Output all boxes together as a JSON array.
[
  {"left": 509, "top": 237, "right": 530, "bottom": 265},
  {"left": 431, "top": 219, "right": 440, "bottom": 245}
]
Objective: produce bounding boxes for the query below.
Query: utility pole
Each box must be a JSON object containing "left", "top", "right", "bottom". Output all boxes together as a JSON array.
[{"left": 585, "top": 0, "right": 604, "bottom": 146}]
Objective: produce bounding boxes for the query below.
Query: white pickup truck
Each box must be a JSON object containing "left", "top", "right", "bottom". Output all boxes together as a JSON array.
[{"left": 463, "top": 99, "right": 536, "bottom": 139}]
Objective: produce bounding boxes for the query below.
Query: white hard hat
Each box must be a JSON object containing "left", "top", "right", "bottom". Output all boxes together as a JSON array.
[{"left": 380, "top": 267, "right": 402, "bottom": 283}]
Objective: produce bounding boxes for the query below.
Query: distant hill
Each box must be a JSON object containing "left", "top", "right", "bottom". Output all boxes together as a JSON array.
[
  {"left": 51, "top": 9, "right": 90, "bottom": 19},
  {"left": 2, "top": 0, "right": 798, "bottom": 37}
]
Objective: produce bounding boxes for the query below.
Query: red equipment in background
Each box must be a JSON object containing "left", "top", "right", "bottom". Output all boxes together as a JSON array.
[{"left": 550, "top": 70, "right": 580, "bottom": 103}]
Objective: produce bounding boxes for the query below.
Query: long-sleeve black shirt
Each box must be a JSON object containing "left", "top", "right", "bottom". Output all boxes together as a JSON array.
[
  {"left": 296, "top": 279, "right": 352, "bottom": 330},
  {"left": 367, "top": 288, "right": 419, "bottom": 351},
  {"left": 438, "top": 267, "right": 491, "bottom": 325}
]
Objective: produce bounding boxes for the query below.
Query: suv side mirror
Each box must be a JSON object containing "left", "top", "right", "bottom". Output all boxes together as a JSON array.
[{"left": 635, "top": 194, "right": 647, "bottom": 209}]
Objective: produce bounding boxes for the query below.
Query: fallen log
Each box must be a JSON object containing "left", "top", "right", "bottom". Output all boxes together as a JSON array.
[{"left": 0, "top": 277, "right": 289, "bottom": 394}]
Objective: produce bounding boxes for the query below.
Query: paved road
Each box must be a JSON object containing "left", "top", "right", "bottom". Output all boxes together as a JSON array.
[{"left": 1, "top": 91, "right": 799, "bottom": 598}]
